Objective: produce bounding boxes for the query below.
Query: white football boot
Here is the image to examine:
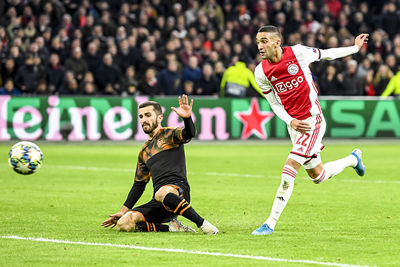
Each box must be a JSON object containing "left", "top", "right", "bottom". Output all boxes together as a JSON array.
[
  {"left": 168, "top": 219, "right": 196, "bottom": 233},
  {"left": 199, "top": 220, "right": 219, "bottom": 235}
]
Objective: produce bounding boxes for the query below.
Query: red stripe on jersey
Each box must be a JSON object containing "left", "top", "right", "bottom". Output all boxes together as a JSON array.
[
  {"left": 263, "top": 89, "right": 272, "bottom": 94},
  {"left": 317, "top": 49, "right": 321, "bottom": 59},
  {"left": 261, "top": 46, "right": 312, "bottom": 120},
  {"left": 315, "top": 99, "right": 322, "bottom": 113},
  {"left": 311, "top": 81, "right": 319, "bottom": 95}
]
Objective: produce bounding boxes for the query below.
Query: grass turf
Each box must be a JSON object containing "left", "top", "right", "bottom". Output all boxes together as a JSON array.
[{"left": 0, "top": 141, "right": 399, "bottom": 266}]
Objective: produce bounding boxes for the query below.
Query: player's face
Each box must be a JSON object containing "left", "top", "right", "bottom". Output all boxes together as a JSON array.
[
  {"left": 138, "top": 106, "right": 162, "bottom": 134},
  {"left": 256, "top": 32, "right": 280, "bottom": 60}
]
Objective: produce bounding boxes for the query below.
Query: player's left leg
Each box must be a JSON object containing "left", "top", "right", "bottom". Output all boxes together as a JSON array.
[
  {"left": 155, "top": 185, "right": 219, "bottom": 235},
  {"left": 306, "top": 149, "right": 365, "bottom": 184}
]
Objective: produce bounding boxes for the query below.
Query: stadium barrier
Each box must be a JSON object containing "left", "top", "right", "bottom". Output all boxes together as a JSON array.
[{"left": 0, "top": 95, "right": 399, "bottom": 141}]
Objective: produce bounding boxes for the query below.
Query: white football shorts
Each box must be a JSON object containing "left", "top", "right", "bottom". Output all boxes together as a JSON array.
[{"left": 287, "top": 114, "right": 326, "bottom": 169}]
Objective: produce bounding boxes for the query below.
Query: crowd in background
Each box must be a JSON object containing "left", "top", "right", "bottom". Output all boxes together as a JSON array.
[{"left": 0, "top": 0, "right": 400, "bottom": 97}]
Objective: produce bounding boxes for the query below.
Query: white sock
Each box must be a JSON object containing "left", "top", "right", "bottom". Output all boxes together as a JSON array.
[
  {"left": 313, "top": 154, "right": 357, "bottom": 184},
  {"left": 265, "top": 165, "right": 296, "bottom": 229}
]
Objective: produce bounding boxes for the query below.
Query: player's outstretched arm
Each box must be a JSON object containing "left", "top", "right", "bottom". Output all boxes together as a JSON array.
[
  {"left": 171, "top": 94, "right": 193, "bottom": 119},
  {"left": 319, "top": 33, "right": 369, "bottom": 60}
]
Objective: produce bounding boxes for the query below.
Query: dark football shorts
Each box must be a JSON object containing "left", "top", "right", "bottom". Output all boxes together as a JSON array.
[{"left": 132, "top": 184, "right": 190, "bottom": 223}]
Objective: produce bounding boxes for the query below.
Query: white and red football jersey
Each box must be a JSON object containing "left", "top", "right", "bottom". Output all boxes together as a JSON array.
[{"left": 255, "top": 44, "right": 323, "bottom": 120}]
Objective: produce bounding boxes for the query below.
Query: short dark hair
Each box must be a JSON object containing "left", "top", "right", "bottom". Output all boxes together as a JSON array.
[
  {"left": 138, "top": 101, "right": 162, "bottom": 115},
  {"left": 257, "top": 25, "right": 282, "bottom": 40}
]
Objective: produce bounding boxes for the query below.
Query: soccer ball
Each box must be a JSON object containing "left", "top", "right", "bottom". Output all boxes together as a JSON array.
[{"left": 8, "top": 141, "right": 43, "bottom": 175}]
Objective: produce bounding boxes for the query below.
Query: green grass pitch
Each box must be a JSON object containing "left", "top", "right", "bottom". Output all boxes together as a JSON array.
[{"left": 0, "top": 141, "right": 399, "bottom": 266}]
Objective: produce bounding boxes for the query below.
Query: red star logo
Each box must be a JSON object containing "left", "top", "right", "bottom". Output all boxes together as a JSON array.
[{"left": 235, "top": 98, "right": 274, "bottom": 140}]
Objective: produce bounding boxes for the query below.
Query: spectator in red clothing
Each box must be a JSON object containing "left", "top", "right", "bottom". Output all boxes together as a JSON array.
[{"left": 325, "top": 0, "right": 342, "bottom": 19}]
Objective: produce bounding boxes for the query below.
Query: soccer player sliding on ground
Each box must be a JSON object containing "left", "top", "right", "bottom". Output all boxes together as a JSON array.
[
  {"left": 252, "top": 26, "right": 368, "bottom": 235},
  {"left": 102, "top": 95, "right": 218, "bottom": 235}
]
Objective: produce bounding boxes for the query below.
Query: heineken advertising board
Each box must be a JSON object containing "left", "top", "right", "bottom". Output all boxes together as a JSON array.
[{"left": 0, "top": 96, "right": 399, "bottom": 141}]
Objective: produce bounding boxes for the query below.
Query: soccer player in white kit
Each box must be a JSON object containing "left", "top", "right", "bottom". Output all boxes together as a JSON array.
[{"left": 252, "top": 25, "right": 368, "bottom": 235}]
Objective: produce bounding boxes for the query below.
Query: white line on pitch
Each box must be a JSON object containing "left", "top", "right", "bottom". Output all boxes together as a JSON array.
[
  {"left": 0, "top": 235, "right": 372, "bottom": 267},
  {"left": 3, "top": 163, "right": 399, "bottom": 184},
  {"left": 46, "top": 164, "right": 400, "bottom": 184}
]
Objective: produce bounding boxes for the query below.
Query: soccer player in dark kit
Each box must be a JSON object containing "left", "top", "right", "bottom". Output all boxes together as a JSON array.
[{"left": 102, "top": 95, "right": 219, "bottom": 234}]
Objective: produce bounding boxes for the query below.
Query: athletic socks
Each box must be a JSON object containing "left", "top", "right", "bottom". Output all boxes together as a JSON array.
[
  {"left": 265, "top": 165, "right": 297, "bottom": 229},
  {"left": 136, "top": 222, "right": 169, "bottom": 232},
  {"left": 313, "top": 154, "right": 357, "bottom": 184},
  {"left": 163, "top": 193, "right": 205, "bottom": 227}
]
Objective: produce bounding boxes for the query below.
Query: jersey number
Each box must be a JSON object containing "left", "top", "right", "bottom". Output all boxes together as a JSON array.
[{"left": 296, "top": 133, "right": 310, "bottom": 147}]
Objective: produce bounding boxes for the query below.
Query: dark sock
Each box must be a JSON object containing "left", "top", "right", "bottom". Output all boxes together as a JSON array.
[
  {"left": 136, "top": 222, "right": 169, "bottom": 232},
  {"left": 163, "top": 193, "right": 205, "bottom": 227}
]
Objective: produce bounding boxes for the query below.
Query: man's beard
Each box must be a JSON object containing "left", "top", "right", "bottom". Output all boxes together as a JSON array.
[{"left": 142, "top": 121, "right": 158, "bottom": 134}]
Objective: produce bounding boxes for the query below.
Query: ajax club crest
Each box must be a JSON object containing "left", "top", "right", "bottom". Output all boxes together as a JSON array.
[{"left": 287, "top": 64, "right": 299, "bottom": 75}]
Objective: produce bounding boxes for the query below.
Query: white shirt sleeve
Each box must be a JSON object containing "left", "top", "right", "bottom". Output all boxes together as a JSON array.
[
  {"left": 293, "top": 44, "right": 321, "bottom": 64},
  {"left": 294, "top": 44, "right": 359, "bottom": 63},
  {"left": 319, "top": 45, "right": 359, "bottom": 60},
  {"left": 254, "top": 63, "right": 272, "bottom": 94},
  {"left": 264, "top": 92, "right": 294, "bottom": 125},
  {"left": 254, "top": 64, "right": 294, "bottom": 125}
]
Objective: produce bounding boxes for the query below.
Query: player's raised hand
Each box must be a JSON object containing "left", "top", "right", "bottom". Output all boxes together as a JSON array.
[
  {"left": 290, "top": 119, "right": 312, "bottom": 134},
  {"left": 171, "top": 94, "right": 193, "bottom": 118},
  {"left": 355, "top": 33, "right": 369, "bottom": 50}
]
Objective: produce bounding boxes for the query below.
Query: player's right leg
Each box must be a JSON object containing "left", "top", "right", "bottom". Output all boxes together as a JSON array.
[
  {"left": 252, "top": 158, "right": 300, "bottom": 235},
  {"left": 116, "top": 211, "right": 145, "bottom": 232},
  {"left": 253, "top": 115, "right": 323, "bottom": 235}
]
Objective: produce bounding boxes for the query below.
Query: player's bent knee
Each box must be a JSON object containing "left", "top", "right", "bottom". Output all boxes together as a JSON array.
[
  {"left": 155, "top": 186, "right": 178, "bottom": 202},
  {"left": 116, "top": 212, "right": 136, "bottom": 232}
]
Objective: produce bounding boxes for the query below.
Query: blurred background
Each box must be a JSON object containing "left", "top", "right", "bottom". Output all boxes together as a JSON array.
[{"left": 0, "top": 0, "right": 399, "bottom": 141}]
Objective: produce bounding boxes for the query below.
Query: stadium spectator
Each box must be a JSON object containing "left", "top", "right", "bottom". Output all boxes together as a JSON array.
[
  {"left": 46, "top": 53, "right": 66, "bottom": 94},
  {"left": 220, "top": 57, "right": 260, "bottom": 97},
  {"left": 0, "top": 79, "right": 22, "bottom": 95},
  {"left": 61, "top": 70, "right": 79, "bottom": 95},
  {"left": 35, "top": 79, "right": 48, "bottom": 95},
  {"left": 1, "top": 58, "right": 17, "bottom": 86},
  {"left": 381, "top": 67, "right": 400, "bottom": 97},
  {"left": 137, "top": 67, "right": 160, "bottom": 96},
  {"left": 373, "top": 64, "right": 394, "bottom": 96},
  {"left": 79, "top": 71, "right": 96, "bottom": 93},
  {"left": 120, "top": 66, "right": 139, "bottom": 95},
  {"left": 157, "top": 60, "right": 181, "bottom": 95},
  {"left": 338, "top": 59, "right": 365, "bottom": 95},
  {"left": 196, "top": 63, "right": 219, "bottom": 96},
  {"left": 0, "top": 0, "right": 398, "bottom": 97},
  {"left": 182, "top": 80, "right": 195, "bottom": 95},
  {"left": 182, "top": 55, "right": 202, "bottom": 86},
  {"left": 95, "top": 53, "right": 121, "bottom": 94},
  {"left": 65, "top": 46, "right": 88, "bottom": 82},
  {"left": 82, "top": 81, "right": 98, "bottom": 96},
  {"left": 14, "top": 53, "right": 45, "bottom": 94},
  {"left": 318, "top": 64, "right": 341, "bottom": 95}
]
